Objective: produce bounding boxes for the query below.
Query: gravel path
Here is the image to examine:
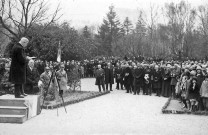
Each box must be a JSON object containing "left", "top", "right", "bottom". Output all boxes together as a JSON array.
[{"left": 0, "top": 78, "right": 208, "bottom": 135}]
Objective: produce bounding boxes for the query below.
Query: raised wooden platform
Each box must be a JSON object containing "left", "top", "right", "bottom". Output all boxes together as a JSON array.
[{"left": 0, "top": 94, "right": 41, "bottom": 124}]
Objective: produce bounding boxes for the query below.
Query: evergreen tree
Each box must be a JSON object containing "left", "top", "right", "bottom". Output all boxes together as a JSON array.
[
  {"left": 82, "top": 26, "right": 91, "bottom": 38},
  {"left": 123, "top": 17, "right": 133, "bottom": 35},
  {"left": 135, "top": 11, "right": 146, "bottom": 35},
  {"left": 97, "top": 5, "right": 121, "bottom": 56}
]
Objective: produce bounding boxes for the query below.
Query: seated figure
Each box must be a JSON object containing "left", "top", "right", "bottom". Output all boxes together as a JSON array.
[{"left": 25, "top": 59, "right": 40, "bottom": 94}]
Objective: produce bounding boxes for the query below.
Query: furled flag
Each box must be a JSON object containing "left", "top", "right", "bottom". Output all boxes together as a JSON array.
[{"left": 57, "top": 41, "right": 61, "bottom": 62}]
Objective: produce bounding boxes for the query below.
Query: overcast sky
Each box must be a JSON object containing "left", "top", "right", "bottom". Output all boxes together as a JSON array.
[{"left": 50, "top": 0, "right": 207, "bottom": 28}]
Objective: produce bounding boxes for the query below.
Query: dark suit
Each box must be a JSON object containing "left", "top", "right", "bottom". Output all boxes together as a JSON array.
[
  {"left": 133, "top": 67, "right": 144, "bottom": 95},
  {"left": 123, "top": 67, "right": 133, "bottom": 93},
  {"left": 153, "top": 69, "right": 162, "bottom": 96},
  {"left": 25, "top": 66, "right": 40, "bottom": 94},
  {"left": 114, "top": 67, "right": 123, "bottom": 90},
  {"left": 104, "top": 67, "right": 114, "bottom": 91},
  {"left": 95, "top": 68, "right": 105, "bottom": 92},
  {"left": 9, "top": 43, "right": 27, "bottom": 97}
]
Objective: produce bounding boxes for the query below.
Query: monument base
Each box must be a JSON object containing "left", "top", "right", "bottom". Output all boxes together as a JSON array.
[{"left": 0, "top": 94, "right": 41, "bottom": 123}]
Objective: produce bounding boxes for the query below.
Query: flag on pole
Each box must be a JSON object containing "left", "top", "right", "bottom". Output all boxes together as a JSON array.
[{"left": 57, "top": 41, "right": 61, "bottom": 62}]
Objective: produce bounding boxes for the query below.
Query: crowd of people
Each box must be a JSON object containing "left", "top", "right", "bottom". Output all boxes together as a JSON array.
[
  {"left": 94, "top": 58, "right": 208, "bottom": 112},
  {"left": 1, "top": 37, "right": 208, "bottom": 112}
]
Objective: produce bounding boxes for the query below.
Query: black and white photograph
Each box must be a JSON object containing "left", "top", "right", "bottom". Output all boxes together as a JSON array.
[{"left": 0, "top": 0, "right": 208, "bottom": 134}]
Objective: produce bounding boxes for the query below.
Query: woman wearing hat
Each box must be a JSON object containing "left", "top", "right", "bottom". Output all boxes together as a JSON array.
[
  {"left": 186, "top": 77, "right": 200, "bottom": 111},
  {"left": 196, "top": 66, "right": 204, "bottom": 88},
  {"left": 200, "top": 74, "right": 208, "bottom": 111}
]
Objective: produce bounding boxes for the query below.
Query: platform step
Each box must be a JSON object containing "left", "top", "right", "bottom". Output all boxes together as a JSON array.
[
  {"left": 0, "top": 106, "right": 28, "bottom": 115},
  {"left": 0, "top": 94, "right": 41, "bottom": 123},
  {"left": 0, "top": 99, "right": 27, "bottom": 107},
  {"left": 0, "top": 114, "right": 27, "bottom": 124}
]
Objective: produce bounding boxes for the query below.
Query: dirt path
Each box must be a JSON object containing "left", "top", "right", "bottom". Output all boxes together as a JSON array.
[{"left": 0, "top": 78, "right": 208, "bottom": 135}]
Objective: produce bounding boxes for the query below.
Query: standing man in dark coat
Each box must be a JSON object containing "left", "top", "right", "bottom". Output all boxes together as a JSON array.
[
  {"left": 95, "top": 64, "right": 105, "bottom": 92},
  {"left": 9, "top": 37, "right": 31, "bottom": 98},
  {"left": 133, "top": 63, "right": 144, "bottom": 95},
  {"left": 123, "top": 64, "right": 133, "bottom": 93},
  {"left": 153, "top": 65, "right": 162, "bottom": 96},
  {"left": 104, "top": 63, "right": 114, "bottom": 91},
  {"left": 143, "top": 65, "right": 152, "bottom": 95},
  {"left": 114, "top": 63, "right": 123, "bottom": 90}
]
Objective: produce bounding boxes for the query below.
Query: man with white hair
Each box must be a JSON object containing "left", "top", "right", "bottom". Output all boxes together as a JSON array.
[
  {"left": 25, "top": 59, "right": 40, "bottom": 94},
  {"left": 9, "top": 37, "right": 32, "bottom": 98},
  {"left": 95, "top": 64, "right": 105, "bottom": 92}
]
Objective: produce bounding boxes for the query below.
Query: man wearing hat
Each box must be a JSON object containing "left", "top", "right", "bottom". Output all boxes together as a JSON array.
[{"left": 39, "top": 67, "right": 52, "bottom": 91}]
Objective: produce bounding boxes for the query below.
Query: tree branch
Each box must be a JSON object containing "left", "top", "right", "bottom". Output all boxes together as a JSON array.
[{"left": 0, "top": 16, "right": 18, "bottom": 38}]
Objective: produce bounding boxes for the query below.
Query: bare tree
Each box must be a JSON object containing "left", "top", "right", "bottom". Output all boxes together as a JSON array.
[
  {"left": 147, "top": 3, "right": 159, "bottom": 57},
  {"left": 164, "top": 1, "right": 191, "bottom": 55},
  {"left": 198, "top": 5, "right": 208, "bottom": 37},
  {"left": 0, "top": 0, "right": 62, "bottom": 39}
]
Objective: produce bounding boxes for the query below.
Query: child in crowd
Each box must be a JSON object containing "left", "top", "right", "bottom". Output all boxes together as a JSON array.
[{"left": 180, "top": 73, "right": 189, "bottom": 109}]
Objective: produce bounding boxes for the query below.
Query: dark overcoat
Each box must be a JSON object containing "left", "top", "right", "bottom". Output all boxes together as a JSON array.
[
  {"left": 133, "top": 67, "right": 144, "bottom": 86},
  {"left": 153, "top": 69, "right": 162, "bottom": 89},
  {"left": 170, "top": 69, "right": 179, "bottom": 86},
  {"left": 9, "top": 43, "right": 27, "bottom": 84},
  {"left": 114, "top": 67, "right": 123, "bottom": 82},
  {"left": 161, "top": 69, "right": 171, "bottom": 97},
  {"left": 123, "top": 67, "right": 133, "bottom": 87},
  {"left": 95, "top": 68, "right": 105, "bottom": 85},
  {"left": 104, "top": 67, "right": 114, "bottom": 84},
  {"left": 25, "top": 66, "right": 40, "bottom": 93}
]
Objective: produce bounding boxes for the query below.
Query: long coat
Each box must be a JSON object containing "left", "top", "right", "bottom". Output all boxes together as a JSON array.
[
  {"left": 104, "top": 67, "right": 114, "bottom": 84},
  {"left": 95, "top": 68, "right": 105, "bottom": 85},
  {"left": 187, "top": 82, "right": 200, "bottom": 100},
  {"left": 200, "top": 80, "right": 208, "bottom": 98},
  {"left": 114, "top": 67, "right": 123, "bottom": 83},
  {"left": 170, "top": 69, "right": 179, "bottom": 86},
  {"left": 123, "top": 67, "right": 133, "bottom": 87},
  {"left": 9, "top": 43, "right": 27, "bottom": 84},
  {"left": 133, "top": 67, "right": 144, "bottom": 87},
  {"left": 153, "top": 69, "right": 162, "bottom": 89},
  {"left": 161, "top": 69, "right": 171, "bottom": 97},
  {"left": 56, "top": 70, "right": 68, "bottom": 91},
  {"left": 25, "top": 66, "right": 40, "bottom": 93}
]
